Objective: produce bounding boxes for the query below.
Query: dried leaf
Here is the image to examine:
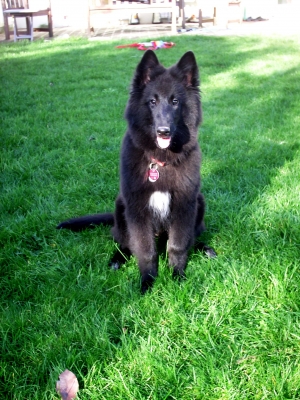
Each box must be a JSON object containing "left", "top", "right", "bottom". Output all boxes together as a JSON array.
[{"left": 56, "top": 369, "right": 79, "bottom": 400}]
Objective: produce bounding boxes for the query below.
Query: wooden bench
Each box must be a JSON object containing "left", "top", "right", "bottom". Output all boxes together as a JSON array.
[
  {"left": 88, "top": 0, "right": 177, "bottom": 34},
  {"left": 2, "top": 0, "right": 53, "bottom": 41},
  {"left": 178, "top": 1, "right": 241, "bottom": 30}
]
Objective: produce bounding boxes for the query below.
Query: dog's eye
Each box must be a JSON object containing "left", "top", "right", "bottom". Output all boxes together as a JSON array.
[
  {"left": 150, "top": 99, "right": 156, "bottom": 106},
  {"left": 172, "top": 98, "right": 179, "bottom": 106}
]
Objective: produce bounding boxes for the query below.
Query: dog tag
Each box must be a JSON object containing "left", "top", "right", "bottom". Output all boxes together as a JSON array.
[{"left": 148, "top": 163, "right": 159, "bottom": 182}]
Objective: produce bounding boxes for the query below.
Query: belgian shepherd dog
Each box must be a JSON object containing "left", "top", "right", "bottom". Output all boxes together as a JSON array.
[{"left": 57, "top": 50, "right": 215, "bottom": 293}]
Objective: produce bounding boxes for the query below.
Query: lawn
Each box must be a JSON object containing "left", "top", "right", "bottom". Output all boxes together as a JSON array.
[{"left": 1, "top": 32, "right": 300, "bottom": 399}]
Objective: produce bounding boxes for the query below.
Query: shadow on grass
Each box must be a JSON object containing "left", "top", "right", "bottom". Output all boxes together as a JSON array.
[{"left": 201, "top": 62, "right": 300, "bottom": 230}]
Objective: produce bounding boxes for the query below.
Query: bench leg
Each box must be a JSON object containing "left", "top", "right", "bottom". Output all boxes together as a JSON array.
[
  {"left": 3, "top": 14, "right": 10, "bottom": 40},
  {"left": 48, "top": 9, "right": 53, "bottom": 37},
  {"left": 25, "top": 16, "right": 33, "bottom": 41},
  {"left": 198, "top": 9, "right": 202, "bottom": 27},
  {"left": 13, "top": 16, "right": 17, "bottom": 42},
  {"left": 30, "top": 16, "right": 33, "bottom": 41},
  {"left": 13, "top": 15, "right": 34, "bottom": 41}
]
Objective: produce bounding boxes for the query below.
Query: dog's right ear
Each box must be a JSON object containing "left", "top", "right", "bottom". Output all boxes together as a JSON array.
[
  {"left": 175, "top": 51, "right": 199, "bottom": 88},
  {"left": 133, "top": 50, "right": 161, "bottom": 88}
]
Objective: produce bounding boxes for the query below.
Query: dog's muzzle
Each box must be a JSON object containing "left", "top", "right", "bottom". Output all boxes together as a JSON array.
[{"left": 157, "top": 126, "right": 171, "bottom": 149}]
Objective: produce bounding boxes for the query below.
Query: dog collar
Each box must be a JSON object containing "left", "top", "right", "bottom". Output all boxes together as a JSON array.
[{"left": 151, "top": 158, "right": 166, "bottom": 167}]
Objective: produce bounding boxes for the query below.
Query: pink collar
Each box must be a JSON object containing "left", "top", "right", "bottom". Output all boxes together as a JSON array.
[{"left": 151, "top": 158, "right": 166, "bottom": 167}]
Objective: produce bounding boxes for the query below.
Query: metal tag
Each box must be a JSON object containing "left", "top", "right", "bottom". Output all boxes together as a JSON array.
[{"left": 148, "top": 163, "right": 159, "bottom": 182}]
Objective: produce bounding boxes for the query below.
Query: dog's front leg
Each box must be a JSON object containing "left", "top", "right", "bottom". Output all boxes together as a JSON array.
[
  {"left": 139, "top": 252, "right": 159, "bottom": 294},
  {"left": 128, "top": 221, "right": 158, "bottom": 293},
  {"left": 167, "top": 208, "right": 196, "bottom": 277},
  {"left": 167, "top": 241, "right": 189, "bottom": 278}
]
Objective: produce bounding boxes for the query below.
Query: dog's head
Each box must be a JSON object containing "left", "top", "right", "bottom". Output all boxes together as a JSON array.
[{"left": 125, "top": 50, "right": 201, "bottom": 153}]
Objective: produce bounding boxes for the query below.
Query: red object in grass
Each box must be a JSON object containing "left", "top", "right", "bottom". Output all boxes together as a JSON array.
[{"left": 116, "top": 41, "right": 175, "bottom": 50}]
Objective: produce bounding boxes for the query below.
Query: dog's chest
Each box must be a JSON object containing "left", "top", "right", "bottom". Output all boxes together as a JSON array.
[{"left": 148, "top": 191, "right": 171, "bottom": 220}]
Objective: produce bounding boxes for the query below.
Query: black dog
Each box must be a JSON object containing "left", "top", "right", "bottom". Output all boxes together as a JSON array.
[{"left": 57, "top": 50, "right": 215, "bottom": 292}]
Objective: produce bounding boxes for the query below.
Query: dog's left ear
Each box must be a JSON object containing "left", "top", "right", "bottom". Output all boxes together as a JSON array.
[
  {"left": 175, "top": 51, "right": 199, "bottom": 88},
  {"left": 133, "top": 50, "right": 161, "bottom": 88}
]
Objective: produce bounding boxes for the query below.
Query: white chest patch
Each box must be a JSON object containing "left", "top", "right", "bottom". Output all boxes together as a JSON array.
[{"left": 149, "top": 191, "right": 171, "bottom": 220}]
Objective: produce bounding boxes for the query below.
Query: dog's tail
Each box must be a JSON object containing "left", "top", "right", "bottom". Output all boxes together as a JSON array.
[{"left": 56, "top": 213, "right": 114, "bottom": 231}]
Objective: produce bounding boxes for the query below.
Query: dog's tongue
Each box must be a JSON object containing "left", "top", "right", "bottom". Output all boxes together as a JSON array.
[{"left": 157, "top": 136, "right": 171, "bottom": 149}]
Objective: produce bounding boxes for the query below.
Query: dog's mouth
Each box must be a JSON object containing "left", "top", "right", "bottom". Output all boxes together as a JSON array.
[
  {"left": 156, "top": 127, "right": 171, "bottom": 149},
  {"left": 157, "top": 136, "right": 171, "bottom": 149}
]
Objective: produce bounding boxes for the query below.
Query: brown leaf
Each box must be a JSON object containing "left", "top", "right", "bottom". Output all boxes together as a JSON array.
[{"left": 56, "top": 370, "right": 79, "bottom": 400}]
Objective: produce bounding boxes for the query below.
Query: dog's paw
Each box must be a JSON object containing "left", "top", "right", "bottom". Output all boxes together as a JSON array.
[
  {"left": 141, "top": 276, "right": 155, "bottom": 294},
  {"left": 109, "top": 247, "right": 131, "bottom": 270},
  {"left": 195, "top": 242, "right": 217, "bottom": 258},
  {"left": 203, "top": 245, "right": 217, "bottom": 258},
  {"left": 110, "top": 261, "right": 121, "bottom": 270},
  {"left": 172, "top": 268, "right": 186, "bottom": 280}
]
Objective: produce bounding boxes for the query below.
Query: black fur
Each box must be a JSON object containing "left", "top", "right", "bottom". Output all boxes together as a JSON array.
[{"left": 57, "top": 50, "right": 216, "bottom": 293}]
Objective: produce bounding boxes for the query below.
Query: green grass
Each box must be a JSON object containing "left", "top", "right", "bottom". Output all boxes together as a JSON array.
[{"left": 1, "top": 33, "right": 300, "bottom": 399}]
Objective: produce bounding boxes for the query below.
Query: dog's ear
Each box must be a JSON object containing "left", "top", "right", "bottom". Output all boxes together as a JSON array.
[
  {"left": 175, "top": 51, "right": 199, "bottom": 88},
  {"left": 133, "top": 50, "right": 161, "bottom": 88}
]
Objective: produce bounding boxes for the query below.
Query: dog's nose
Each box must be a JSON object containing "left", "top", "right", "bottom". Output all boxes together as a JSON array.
[{"left": 157, "top": 127, "right": 170, "bottom": 137}]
